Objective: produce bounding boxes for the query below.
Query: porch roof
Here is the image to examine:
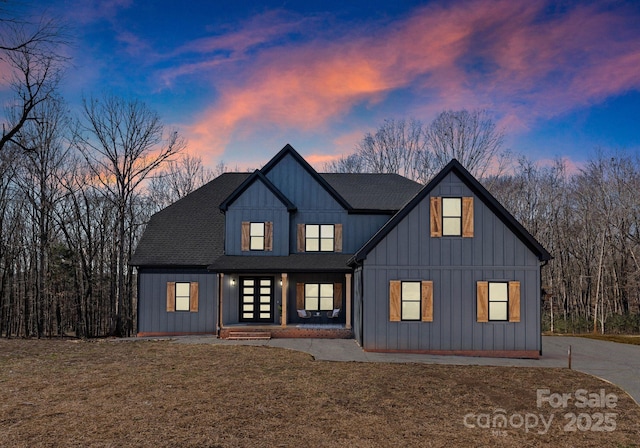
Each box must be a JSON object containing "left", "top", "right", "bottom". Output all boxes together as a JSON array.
[{"left": 208, "top": 254, "right": 353, "bottom": 273}]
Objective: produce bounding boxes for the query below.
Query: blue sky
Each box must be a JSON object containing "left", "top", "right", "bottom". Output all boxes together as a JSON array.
[{"left": 6, "top": 0, "right": 640, "bottom": 171}]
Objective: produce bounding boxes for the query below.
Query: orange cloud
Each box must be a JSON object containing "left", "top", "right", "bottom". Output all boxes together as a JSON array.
[{"left": 180, "top": 0, "right": 640, "bottom": 159}]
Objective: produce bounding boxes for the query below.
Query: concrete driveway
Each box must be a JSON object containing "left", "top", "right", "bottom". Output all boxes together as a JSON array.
[{"left": 170, "top": 334, "right": 640, "bottom": 405}]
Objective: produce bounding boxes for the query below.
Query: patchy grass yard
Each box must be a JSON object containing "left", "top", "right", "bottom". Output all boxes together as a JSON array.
[{"left": 0, "top": 339, "right": 638, "bottom": 447}]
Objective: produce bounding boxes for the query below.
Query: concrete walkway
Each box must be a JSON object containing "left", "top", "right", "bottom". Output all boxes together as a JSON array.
[{"left": 168, "top": 335, "right": 640, "bottom": 405}]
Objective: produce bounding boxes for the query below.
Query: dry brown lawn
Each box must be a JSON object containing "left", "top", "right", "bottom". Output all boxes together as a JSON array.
[{"left": 0, "top": 339, "right": 638, "bottom": 447}]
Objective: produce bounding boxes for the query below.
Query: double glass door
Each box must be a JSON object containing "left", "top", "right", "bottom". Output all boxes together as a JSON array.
[{"left": 240, "top": 277, "right": 274, "bottom": 322}]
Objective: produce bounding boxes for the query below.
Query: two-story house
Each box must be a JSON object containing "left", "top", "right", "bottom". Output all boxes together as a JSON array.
[{"left": 131, "top": 144, "right": 550, "bottom": 357}]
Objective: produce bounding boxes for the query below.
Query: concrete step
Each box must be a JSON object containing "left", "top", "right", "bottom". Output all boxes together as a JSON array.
[{"left": 226, "top": 331, "right": 271, "bottom": 340}]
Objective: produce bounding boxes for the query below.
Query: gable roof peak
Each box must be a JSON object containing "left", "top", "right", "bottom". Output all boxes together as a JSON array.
[
  {"left": 219, "top": 168, "right": 297, "bottom": 212},
  {"left": 261, "top": 144, "right": 352, "bottom": 210}
]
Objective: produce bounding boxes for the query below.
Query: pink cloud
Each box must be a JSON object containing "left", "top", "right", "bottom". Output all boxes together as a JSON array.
[{"left": 179, "top": 0, "right": 640, "bottom": 159}]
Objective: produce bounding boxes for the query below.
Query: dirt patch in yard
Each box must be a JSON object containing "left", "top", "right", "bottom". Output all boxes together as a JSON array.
[{"left": 0, "top": 339, "right": 638, "bottom": 447}]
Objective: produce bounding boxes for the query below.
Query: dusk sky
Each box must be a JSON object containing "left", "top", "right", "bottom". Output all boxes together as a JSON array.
[{"left": 9, "top": 0, "right": 640, "bottom": 171}]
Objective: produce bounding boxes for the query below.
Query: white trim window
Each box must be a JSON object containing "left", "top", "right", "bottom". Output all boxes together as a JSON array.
[
  {"left": 401, "top": 281, "right": 421, "bottom": 321},
  {"left": 488, "top": 282, "right": 508, "bottom": 321},
  {"left": 305, "top": 283, "right": 334, "bottom": 311},
  {"left": 442, "top": 197, "right": 462, "bottom": 236},
  {"left": 250, "top": 222, "right": 265, "bottom": 250},
  {"left": 175, "top": 282, "right": 191, "bottom": 311},
  {"left": 305, "top": 224, "right": 334, "bottom": 252}
]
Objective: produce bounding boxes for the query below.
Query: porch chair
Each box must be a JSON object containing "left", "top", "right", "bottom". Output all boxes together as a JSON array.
[
  {"left": 327, "top": 308, "right": 341, "bottom": 318},
  {"left": 297, "top": 309, "right": 312, "bottom": 319}
]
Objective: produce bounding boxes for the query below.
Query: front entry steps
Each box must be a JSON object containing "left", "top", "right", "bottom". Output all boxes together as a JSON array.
[{"left": 226, "top": 330, "right": 272, "bottom": 340}]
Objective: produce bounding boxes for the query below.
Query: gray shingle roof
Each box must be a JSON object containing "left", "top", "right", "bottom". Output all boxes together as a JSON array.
[
  {"left": 130, "top": 172, "right": 250, "bottom": 267},
  {"left": 320, "top": 173, "right": 422, "bottom": 211},
  {"left": 131, "top": 171, "right": 422, "bottom": 268}
]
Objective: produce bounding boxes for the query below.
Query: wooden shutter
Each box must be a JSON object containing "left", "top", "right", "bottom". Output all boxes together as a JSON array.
[
  {"left": 421, "top": 281, "right": 433, "bottom": 322},
  {"left": 334, "top": 224, "right": 343, "bottom": 253},
  {"left": 333, "top": 283, "right": 342, "bottom": 308},
  {"left": 462, "top": 197, "right": 474, "bottom": 238},
  {"left": 166, "top": 282, "right": 176, "bottom": 312},
  {"left": 265, "top": 222, "right": 273, "bottom": 251},
  {"left": 296, "top": 283, "right": 305, "bottom": 309},
  {"left": 477, "top": 281, "right": 488, "bottom": 322},
  {"left": 430, "top": 197, "right": 442, "bottom": 237},
  {"left": 297, "top": 224, "right": 305, "bottom": 252},
  {"left": 389, "top": 280, "right": 401, "bottom": 322},
  {"left": 189, "top": 282, "right": 199, "bottom": 312},
  {"left": 509, "top": 281, "right": 521, "bottom": 322},
  {"left": 241, "top": 221, "right": 250, "bottom": 251}
]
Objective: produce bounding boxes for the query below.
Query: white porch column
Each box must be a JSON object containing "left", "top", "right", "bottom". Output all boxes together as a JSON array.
[
  {"left": 281, "top": 273, "right": 288, "bottom": 328},
  {"left": 345, "top": 273, "right": 352, "bottom": 329}
]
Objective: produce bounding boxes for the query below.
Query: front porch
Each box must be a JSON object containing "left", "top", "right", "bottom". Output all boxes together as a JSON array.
[{"left": 215, "top": 263, "right": 354, "bottom": 339}]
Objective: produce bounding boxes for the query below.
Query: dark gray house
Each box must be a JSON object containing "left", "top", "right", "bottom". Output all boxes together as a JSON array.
[{"left": 131, "top": 144, "right": 550, "bottom": 357}]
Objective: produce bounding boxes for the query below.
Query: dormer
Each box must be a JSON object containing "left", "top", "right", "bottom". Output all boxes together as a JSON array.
[{"left": 220, "top": 170, "right": 296, "bottom": 256}]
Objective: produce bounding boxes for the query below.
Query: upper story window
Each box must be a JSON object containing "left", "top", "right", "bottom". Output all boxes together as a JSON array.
[
  {"left": 250, "top": 222, "right": 265, "bottom": 250},
  {"left": 297, "top": 223, "right": 342, "bottom": 253},
  {"left": 241, "top": 221, "right": 273, "bottom": 252},
  {"left": 305, "top": 224, "right": 334, "bottom": 252},
  {"left": 430, "top": 196, "right": 474, "bottom": 238},
  {"left": 442, "top": 198, "right": 462, "bottom": 236}
]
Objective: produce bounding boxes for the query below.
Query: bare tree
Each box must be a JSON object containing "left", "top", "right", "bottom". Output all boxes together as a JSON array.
[
  {"left": 147, "top": 154, "right": 216, "bottom": 211},
  {"left": 12, "top": 95, "right": 71, "bottom": 337},
  {"left": 424, "top": 109, "right": 507, "bottom": 179},
  {"left": 75, "top": 93, "right": 185, "bottom": 336},
  {"left": 358, "top": 118, "right": 426, "bottom": 179},
  {"left": 323, "top": 153, "right": 365, "bottom": 173},
  {"left": 327, "top": 111, "right": 507, "bottom": 184},
  {"left": 0, "top": 4, "right": 70, "bottom": 151}
]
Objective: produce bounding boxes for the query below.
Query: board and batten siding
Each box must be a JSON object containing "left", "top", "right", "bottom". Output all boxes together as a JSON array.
[
  {"left": 225, "top": 180, "right": 290, "bottom": 256},
  {"left": 359, "top": 171, "right": 542, "bottom": 353},
  {"left": 265, "top": 153, "right": 343, "bottom": 211},
  {"left": 137, "top": 268, "right": 217, "bottom": 335}
]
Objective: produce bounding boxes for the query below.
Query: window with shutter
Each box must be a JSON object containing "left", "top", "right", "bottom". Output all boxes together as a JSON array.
[
  {"left": 305, "top": 224, "right": 335, "bottom": 252},
  {"left": 390, "top": 280, "right": 434, "bottom": 322},
  {"left": 242, "top": 222, "right": 272, "bottom": 251},
  {"left": 304, "top": 283, "right": 334, "bottom": 311},
  {"left": 477, "top": 280, "right": 521, "bottom": 322},
  {"left": 167, "top": 281, "right": 199, "bottom": 313},
  {"left": 431, "top": 197, "right": 474, "bottom": 238}
]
